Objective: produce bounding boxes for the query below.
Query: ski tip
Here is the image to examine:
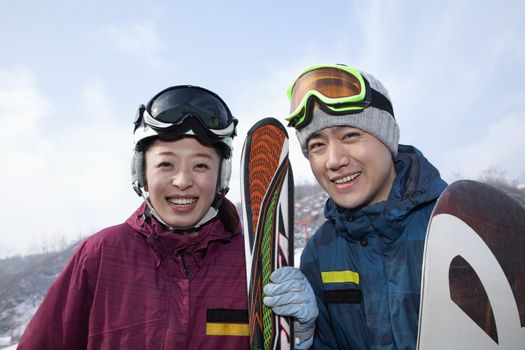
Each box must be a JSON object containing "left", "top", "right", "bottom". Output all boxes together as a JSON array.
[{"left": 247, "top": 117, "right": 289, "bottom": 137}]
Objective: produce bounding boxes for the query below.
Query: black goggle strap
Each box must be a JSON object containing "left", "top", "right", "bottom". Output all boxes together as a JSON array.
[{"left": 370, "top": 88, "right": 395, "bottom": 118}]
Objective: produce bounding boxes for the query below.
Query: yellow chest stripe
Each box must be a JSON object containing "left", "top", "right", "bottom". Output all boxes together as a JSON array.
[
  {"left": 206, "top": 323, "right": 250, "bottom": 336},
  {"left": 321, "top": 270, "right": 360, "bottom": 284}
]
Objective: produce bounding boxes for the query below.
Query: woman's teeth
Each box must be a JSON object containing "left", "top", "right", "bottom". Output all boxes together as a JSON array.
[{"left": 168, "top": 198, "right": 197, "bottom": 205}]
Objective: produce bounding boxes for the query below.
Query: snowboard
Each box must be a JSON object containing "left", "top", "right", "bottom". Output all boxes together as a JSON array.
[
  {"left": 241, "top": 118, "right": 294, "bottom": 350},
  {"left": 417, "top": 180, "right": 525, "bottom": 349}
]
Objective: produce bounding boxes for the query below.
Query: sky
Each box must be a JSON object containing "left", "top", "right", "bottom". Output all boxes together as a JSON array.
[{"left": 1, "top": 0, "right": 524, "bottom": 258}]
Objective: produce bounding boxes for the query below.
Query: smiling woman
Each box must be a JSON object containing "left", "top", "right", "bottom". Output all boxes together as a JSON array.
[
  {"left": 17, "top": 85, "right": 250, "bottom": 350},
  {"left": 145, "top": 138, "right": 221, "bottom": 231}
]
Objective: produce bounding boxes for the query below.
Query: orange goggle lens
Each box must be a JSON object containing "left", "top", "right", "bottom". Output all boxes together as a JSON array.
[{"left": 289, "top": 67, "right": 364, "bottom": 114}]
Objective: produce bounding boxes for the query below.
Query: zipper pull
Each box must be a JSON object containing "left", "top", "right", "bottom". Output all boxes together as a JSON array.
[{"left": 178, "top": 253, "right": 191, "bottom": 277}]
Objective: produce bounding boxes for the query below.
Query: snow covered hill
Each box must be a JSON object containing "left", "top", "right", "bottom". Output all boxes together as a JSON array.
[{"left": 0, "top": 242, "right": 79, "bottom": 344}]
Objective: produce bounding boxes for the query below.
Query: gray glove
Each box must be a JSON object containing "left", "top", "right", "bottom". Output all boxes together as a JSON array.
[{"left": 263, "top": 267, "right": 318, "bottom": 349}]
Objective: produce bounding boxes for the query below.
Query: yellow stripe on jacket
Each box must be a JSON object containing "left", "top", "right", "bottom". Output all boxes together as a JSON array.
[
  {"left": 321, "top": 270, "right": 360, "bottom": 284},
  {"left": 206, "top": 323, "right": 250, "bottom": 336}
]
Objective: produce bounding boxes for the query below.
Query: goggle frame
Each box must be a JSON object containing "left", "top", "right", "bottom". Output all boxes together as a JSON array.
[
  {"left": 134, "top": 85, "right": 237, "bottom": 139},
  {"left": 285, "top": 64, "right": 393, "bottom": 130}
]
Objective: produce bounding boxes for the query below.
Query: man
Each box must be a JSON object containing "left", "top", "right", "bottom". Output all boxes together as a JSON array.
[{"left": 264, "top": 64, "right": 447, "bottom": 349}]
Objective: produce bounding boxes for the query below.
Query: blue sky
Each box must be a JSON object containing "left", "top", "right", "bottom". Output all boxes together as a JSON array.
[{"left": 1, "top": 0, "right": 524, "bottom": 257}]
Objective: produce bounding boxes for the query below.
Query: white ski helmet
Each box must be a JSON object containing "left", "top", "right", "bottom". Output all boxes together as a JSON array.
[{"left": 131, "top": 85, "right": 237, "bottom": 229}]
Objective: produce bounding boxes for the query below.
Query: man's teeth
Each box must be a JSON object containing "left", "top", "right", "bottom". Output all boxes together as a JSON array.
[
  {"left": 334, "top": 173, "right": 360, "bottom": 184},
  {"left": 168, "top": 198, "right": 197, "bottom": 205}
]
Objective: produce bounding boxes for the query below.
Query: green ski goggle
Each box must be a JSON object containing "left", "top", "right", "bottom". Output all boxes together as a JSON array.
[{"left": 285, "top": 64, "right": 394, "bottom": 130}]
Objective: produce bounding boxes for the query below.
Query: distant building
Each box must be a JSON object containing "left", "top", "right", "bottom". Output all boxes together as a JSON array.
[{"left": 0, "top": 336, "right": 12, "bottom": 346}]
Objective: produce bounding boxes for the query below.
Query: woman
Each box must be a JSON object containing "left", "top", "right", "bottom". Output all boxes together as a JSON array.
[{"left": 17, "top": 86, "right": 249, "bottom": 349}]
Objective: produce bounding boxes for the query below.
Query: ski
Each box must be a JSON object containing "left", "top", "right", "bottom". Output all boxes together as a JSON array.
[
  {"left": 417, "top": 180, "right": 525, "bottom": 349},
  {"left": 241, "top": 118, "right": 294, "bottom": 350}
]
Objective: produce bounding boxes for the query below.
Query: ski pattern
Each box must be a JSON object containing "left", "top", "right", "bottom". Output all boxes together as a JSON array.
[
  {"left": 241, "top": 118, "right": 294, "bottom": 350},
  {"left": 417, "top": 180, "right": 525, "bottom": 349}
]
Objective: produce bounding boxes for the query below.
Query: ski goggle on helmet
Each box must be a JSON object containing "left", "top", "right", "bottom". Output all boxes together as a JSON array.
[
  {"left": 133, "top": 85, "right": 238, "bottom": 150},
  {"left": 285, "top": 64, "right": 395, "bottom": 130},
  {"left": 132, "top": 85, "right": 238, "bottom": 191}
]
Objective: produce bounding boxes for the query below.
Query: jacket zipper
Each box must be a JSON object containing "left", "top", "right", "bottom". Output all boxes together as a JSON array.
[{"left": 179, "top": 253, "right": 191, "bottom": 278}]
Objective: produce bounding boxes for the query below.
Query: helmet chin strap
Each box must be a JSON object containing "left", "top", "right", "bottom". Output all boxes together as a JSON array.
[{"left": 193, "top": 206, "right": 219, "bottom": 229}]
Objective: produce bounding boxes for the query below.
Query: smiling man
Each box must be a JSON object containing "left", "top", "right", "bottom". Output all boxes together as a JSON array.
[{"left": 265, "top": 64, "right": 448, "bottom": 349}]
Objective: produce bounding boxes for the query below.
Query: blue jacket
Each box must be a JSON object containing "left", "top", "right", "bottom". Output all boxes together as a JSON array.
[{"left": 300, "top": 145, "right": 447, "bottom": 350}]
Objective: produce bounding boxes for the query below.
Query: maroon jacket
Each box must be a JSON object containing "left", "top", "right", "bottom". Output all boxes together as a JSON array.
[{"left": 18, "top": 199, "right": 249, "bottom": 349}]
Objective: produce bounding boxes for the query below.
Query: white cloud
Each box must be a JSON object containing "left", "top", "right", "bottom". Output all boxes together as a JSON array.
[
  {"left": 0, "top": 66, "right": 54, "bottom": 187},
  {"left": 47, "top": 78, "right": 140, "bottom": 226},
  {"left": 440, "top": 112, "right": 525, "bottom": 181},
  {"left": 81, "top": 79, "right": 113, "bottom": 119},
  {"left": 0, "top": 66, "right": 53, "bottom": 143},
  {"left": 102, "top": 20, "right": 167, "bottom": 69},
  {"left": 0, "top": 71, "right": 140, "bottom": 258}
]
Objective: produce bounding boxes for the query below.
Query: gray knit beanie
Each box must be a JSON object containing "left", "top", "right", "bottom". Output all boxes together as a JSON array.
[{"left": 296, "top": 70, "right": 399, "bottom": 157}]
